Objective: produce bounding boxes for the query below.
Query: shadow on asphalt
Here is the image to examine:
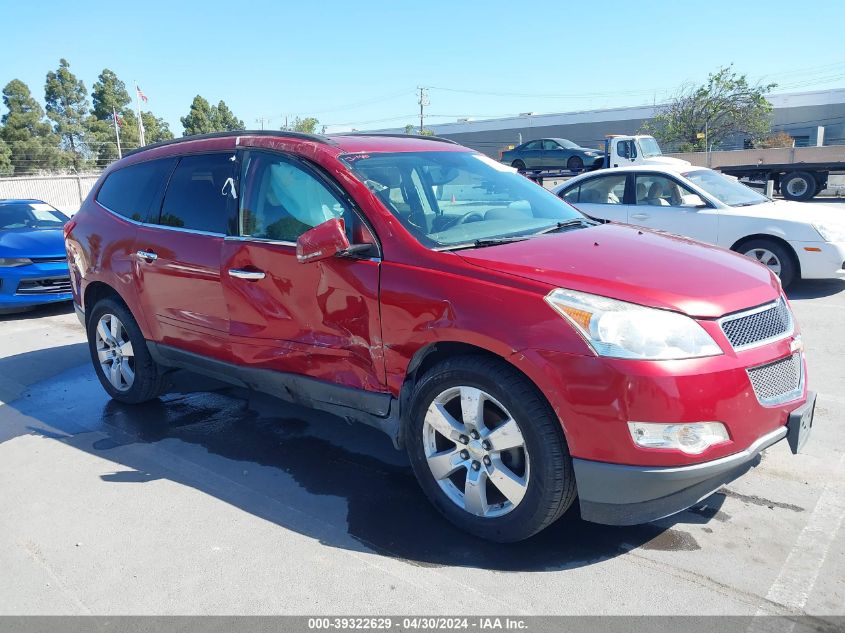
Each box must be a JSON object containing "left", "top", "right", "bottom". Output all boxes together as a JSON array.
[
  {"left": 786, "top": 278, "right": 845, "bottom": 300},
  {"left": 1, "top": 344, "right": 723, "bottom": 572},
  {"left": 0, "top": 300, "right": 74, "bottom": 321}
]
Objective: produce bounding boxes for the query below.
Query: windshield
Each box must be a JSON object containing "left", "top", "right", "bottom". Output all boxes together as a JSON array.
[
  {"left": 638, "top": 137, "right": 663, "bottom": 158},
  {"left": 341, "top": 151, "right": 585, "bottom": 248},
  {"left": 556, "top": 139, "right": 579, "bottom": 149},
  {"left": 683, "top": 169, "right": 769, "bottom": 206},
  {"left": 0, "top": 203, "right": 69, "bottom": 230}
]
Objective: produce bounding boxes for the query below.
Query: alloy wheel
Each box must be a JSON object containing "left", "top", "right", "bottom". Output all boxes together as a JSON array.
[
  {"left": 422, "top": 386, "right": 530, "bottom": 518},
  {"left": 95, "top": 313, "right": 135, "bottom": 392},
  {"left": 744, "top": 248, "right": 782, "bottom": 276}
]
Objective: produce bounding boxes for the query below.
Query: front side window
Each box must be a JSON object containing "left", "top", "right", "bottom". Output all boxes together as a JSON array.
[
  {"left": 342, "top": 151, "right": 585, "bottom": 247},
  {"left": 564, "top": 174, "right": 627, "bottom": 205},
  {"left": 683, "top": 169, "right": 768, "bottom": 207},
  {"left": 542, "top": 140, "right": 559, "bottom": 151},
  {"left": 158, "top": 154, "right": 233, "bottom": 233},
  {"left": 0, "top": 202, "right": 69, "bottom": 230},
  {"left": 635, "top": 174, "right": 697, "bottom": 207},
  {"left": 96, "top": 158, "right": 176, "bottom": 221},
  {"left": 239, "top": 151, "right": 346, "bottom": 242}
]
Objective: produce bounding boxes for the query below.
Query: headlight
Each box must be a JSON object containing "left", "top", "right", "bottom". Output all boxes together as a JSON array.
[
  {"left": 628, "top": 421, "right": 730, "bottom": 454},
  {"left": 813, "top": 223, "right": 845, "bottom": 242},
  {"left": 545, "top": 288, "right": 722, "bottom": 360},
  {"left": 0, "top": 257, "right": 33, "bottom": 267}
]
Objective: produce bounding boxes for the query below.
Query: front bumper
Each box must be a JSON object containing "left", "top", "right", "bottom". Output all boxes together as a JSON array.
[
  {"left": 574, "top": 393, "right": 815, "bottom": 525},
  {"left": 790, "top": 240, "right": 845, "bottom": 279},
  {"left": 0, "top": 260, "right": 72, "bottom": 309}
]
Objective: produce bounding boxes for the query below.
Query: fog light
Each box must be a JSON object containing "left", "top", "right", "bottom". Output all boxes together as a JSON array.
[{"left": 627, "top": 421, "right": 730, "bottom": 454}]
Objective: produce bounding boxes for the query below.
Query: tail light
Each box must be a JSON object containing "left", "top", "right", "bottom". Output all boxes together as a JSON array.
[{"left": 63, "top": 218, "right": 77, "bottom": 239}]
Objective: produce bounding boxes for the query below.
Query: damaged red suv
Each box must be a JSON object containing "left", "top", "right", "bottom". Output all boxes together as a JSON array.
[{"left": 65, "top": 131, "right": 814, "bottom": 542}]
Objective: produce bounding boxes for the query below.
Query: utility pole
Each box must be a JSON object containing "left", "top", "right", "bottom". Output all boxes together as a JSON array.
[
  {"left": 418, "top": 87, "right": 429, "bottom": 135},
  {"left": 255, "top": 116, "right": 267, "bottom": 130}
]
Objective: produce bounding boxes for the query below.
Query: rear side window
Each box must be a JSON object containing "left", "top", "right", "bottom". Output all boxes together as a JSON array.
[
  {"left": 96, "top": 158, "right": 176, "bottom": 221},
  {"left": 562, "top": 174, "right": 627, "bottom": 205},
  {"left": 158, "top": 153, "right": 234, "bottom": 234}
]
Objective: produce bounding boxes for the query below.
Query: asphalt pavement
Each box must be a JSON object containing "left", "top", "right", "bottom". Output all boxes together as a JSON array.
[{"left": 0, "top": 234, "right": 844, "bottom": 616}]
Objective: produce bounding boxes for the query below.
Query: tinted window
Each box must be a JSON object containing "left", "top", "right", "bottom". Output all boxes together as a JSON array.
[
  {"left": 565, "top": 174, "right": 627, "bottom": 205},
  {"left": 523, "top": 141, "right": 541, "bottom": 151},
  {"left": 240, "top": 151, "right": 346, "bottom": 242},
  {"left": 542, "top": 140, "right": 559, "bottom": 150},
  {"left": 159, "top": 154, "right": 234, "bottom": 233},
  {"left": 96, "top": 158, "right": 175, "bottom": 221}
]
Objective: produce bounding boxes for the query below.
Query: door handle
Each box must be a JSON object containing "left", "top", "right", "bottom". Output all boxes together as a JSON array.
[
  {"left": 228, "top": 268, "right": 266, "bottom": 281},
  {"left": 136, "top": 249, "right": 158, "bottom": 262},
  {"left": 631, "top": 213, "right": 650, "bottom": 220}
]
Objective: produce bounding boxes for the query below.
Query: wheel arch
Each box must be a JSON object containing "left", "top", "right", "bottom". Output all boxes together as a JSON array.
[
  {"left": 82, "top": 281, "right": 131, "bottom": 327},
  {"left": 398, "top": 341, "right": 566, "bottom": 449},
  {"left": 729, "top": 233, "right": 801, "bottom": 278}
]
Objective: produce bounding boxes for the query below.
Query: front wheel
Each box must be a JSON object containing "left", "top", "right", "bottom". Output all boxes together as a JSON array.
[
  {"left": 739, "top": 239, "right": 797, "bottom": 288},
  {"left": 87, "top": 297, "right": 168, "bottom": 403},
  {"left": 406, "top": 355, "right": 576, "bottom": 542},
  {"left": 567, "top": 156, "right": 584, "bottom": 170}
]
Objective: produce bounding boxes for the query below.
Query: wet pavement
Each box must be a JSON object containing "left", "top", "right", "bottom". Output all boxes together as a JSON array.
[{"left": 1, "top": 279, "right": 844, "bottom": 615}]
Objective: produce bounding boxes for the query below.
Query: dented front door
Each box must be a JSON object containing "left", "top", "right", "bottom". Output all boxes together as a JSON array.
[{"left": 220, "top": 149, "right": 385, "bottom": 391}]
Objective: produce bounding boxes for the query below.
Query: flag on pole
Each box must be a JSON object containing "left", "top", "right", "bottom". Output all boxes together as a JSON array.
[
  {"left": 135, "top": 83, "right": 147, "bottom": 146},
  {"left": 112, "top": 107, "right": 123, "bottom": 159}
]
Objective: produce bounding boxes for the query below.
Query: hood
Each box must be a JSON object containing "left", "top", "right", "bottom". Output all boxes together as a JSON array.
[
  {"left": 730, "top": 199, "right": 845, "bottom": 226},
  {"left": 0, "top": 228, "right": 67, "bottom": 258},
  {"left": 457, "top": 223, "right": 779, "bottom": 318},
  {"left": 642, "top": 155, "right": 692, "bottom": 167}
]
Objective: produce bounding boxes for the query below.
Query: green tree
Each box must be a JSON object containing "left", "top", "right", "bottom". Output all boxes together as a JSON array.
[
  {"left": 0, "top": 137, "right": 12, "bottom": 176},
  {"left": 214, "top": 100, "right": 245, "bottom": 131},
  {"left": 1, "top": 79, "right": 64, "bottom": 174},
  {"left": 403, "top": 123, "right": 435, "bottom": 136},
  {"left": 283, "top": 116, "right": 319, "bottom": 134},
  {"left": 91, "top": 69, "right": 131, "bottom": 120},
  {"left": 44, "top": 58, "right": 89, "bottom": 169},
  {"left": 140, "top": 111, "right": 174, "bottom": 143},
  {"left": 644, "top": 65, "right": 776, "bottom": 152},
  {"left": 181, "top": 95, "right": 218, "bottom": 135}
]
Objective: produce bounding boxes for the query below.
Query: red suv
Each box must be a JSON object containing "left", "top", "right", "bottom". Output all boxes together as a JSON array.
[{"left": 65, "top": 131, "right": 814, "bottom": 542}]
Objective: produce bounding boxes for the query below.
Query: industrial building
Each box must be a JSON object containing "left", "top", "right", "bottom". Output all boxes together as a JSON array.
[{"left": 403, "top": 88, "right": 845, "bottom": 158}]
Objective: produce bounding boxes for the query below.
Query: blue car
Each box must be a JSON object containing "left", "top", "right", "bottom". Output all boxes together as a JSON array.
[{"left": 0, "top": 199, "right": 72, "bottom": 313}]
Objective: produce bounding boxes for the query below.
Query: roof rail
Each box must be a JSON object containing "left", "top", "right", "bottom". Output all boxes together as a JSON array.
[
  {"left": 340, "top": 132, "right": 460, "bottom": 145},
  {"left": 124, "top": 129, "right": 335, "bottom": 157}
]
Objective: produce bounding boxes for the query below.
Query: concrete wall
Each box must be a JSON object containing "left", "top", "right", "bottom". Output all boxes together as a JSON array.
[{"left": 0, "top": 174, "right": 99, "bottom": 214}]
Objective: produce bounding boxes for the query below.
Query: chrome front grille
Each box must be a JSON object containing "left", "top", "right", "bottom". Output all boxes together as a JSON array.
[
  {"left": 16, "top": 277, "right": 72, "bottom": 295},
  {"left": 747, "top": 353, "right": 803, "bottom": 405},
  {"left": 720, "top": 298, "right": 793, "bottom": 351}
]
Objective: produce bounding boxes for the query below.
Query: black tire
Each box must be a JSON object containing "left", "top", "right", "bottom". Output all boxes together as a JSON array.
[
  {"left": 737, "top": 238, "right": 798, "bottom": 288},
  {"left": 87, "top": 297, "right": 168, "bottom": 404},
  {"left": 511, "top": 160, "right": 526, "bottom": 172},
  {"left": 781, "top": 171, "right": 816, "bottom": 201},
  {"left": 405, "top": 355, "right": 576, "bottom": 542},
  {"left": 567, "top": 156, "right": 584, "bottom": 170}
]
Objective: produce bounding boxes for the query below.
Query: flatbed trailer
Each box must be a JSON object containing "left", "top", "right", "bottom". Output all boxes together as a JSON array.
[{"left": 717, "top": 161, "right": 845, "bottom": 201}]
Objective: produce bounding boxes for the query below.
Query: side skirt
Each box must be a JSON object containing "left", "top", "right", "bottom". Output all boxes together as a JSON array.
[{"left": 147, "top": 342, "right": 401, "bottom": 447}]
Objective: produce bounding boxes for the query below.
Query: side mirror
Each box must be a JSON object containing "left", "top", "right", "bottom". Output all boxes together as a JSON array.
[
  {"left": 296, "top": 218, "right": 374, "bottom": 264},
  {"left": 296, "top": 218, "right": 350, "bottom": 263}
]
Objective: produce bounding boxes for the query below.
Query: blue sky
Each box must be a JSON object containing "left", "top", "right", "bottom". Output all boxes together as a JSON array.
[{"left": 2, "top": 0, "right": 844, "bottom": 134}]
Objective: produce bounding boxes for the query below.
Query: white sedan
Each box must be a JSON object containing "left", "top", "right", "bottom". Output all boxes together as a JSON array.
[{"left": 552, "top": 165, "right": 845, "bottom": 287}]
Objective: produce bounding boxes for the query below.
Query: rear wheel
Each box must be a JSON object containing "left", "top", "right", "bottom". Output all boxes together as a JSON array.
[
  {"left": 567, "top": 156, "right": 584, "bottom": 170},
  {"left": 781, "top": 171, "right": 816, "bottom": 201},
  {"left": 406, "top": 355, "right": 576, "bottom": 542},
  {"left": 87, "top": 297, "right": 168, "bottom": 403},
  {"left": 739, "top": 238, "right": 797, "bottom": 287},
  {"left": 511, "top": 160, "right": 526, "bottom": 172}
]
